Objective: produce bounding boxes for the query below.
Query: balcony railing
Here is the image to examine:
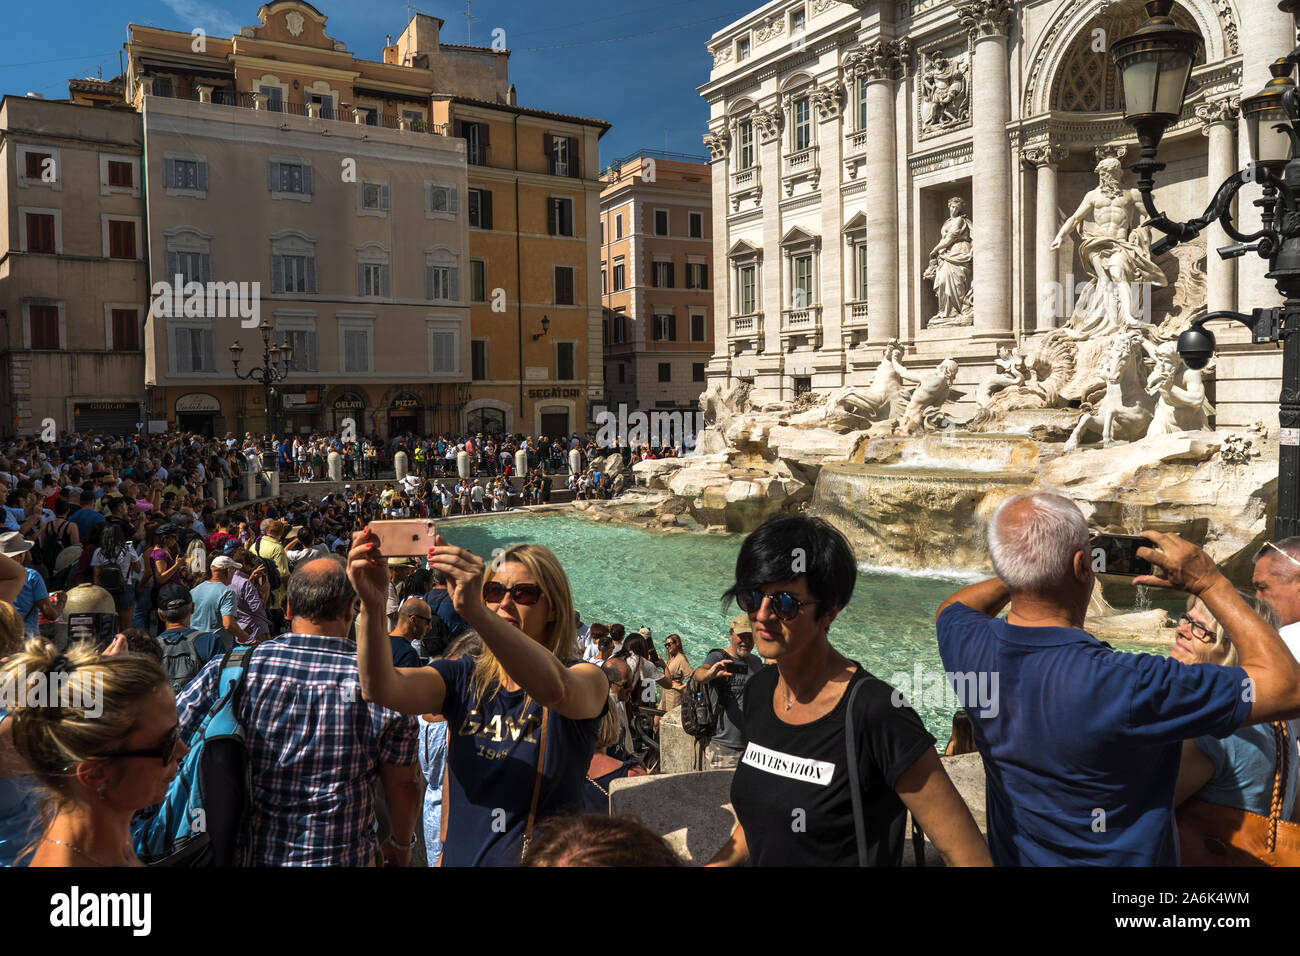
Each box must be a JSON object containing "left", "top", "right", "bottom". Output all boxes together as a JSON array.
[
  {"left": 784, "top": 146, "right": 818, "bottom": 176},
  {"left": 731, "top": 165, "right": 759, "bottom": 190},
  {"left": 146, "top": 81, "right": 447, "bottom": 135},
  {"left": 781, "top": 305, "right": 821, "bottom": 332},
  {"left": 844, "top": 301, "right": 869, "bottom": 327},
  {"left": 846, "top": 130, "right": 870, "bottom": 155},
  {"left": 728, "top": 313, "right": 763, "bottom": 339}
]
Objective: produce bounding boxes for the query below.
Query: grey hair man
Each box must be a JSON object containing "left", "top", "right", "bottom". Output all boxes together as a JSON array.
[
  {"left": 1251, "top": 537, "right": 1300, "bottom": 658},
  {"left": 936, "top": 491, "right": 1300, "bottom": 866}
]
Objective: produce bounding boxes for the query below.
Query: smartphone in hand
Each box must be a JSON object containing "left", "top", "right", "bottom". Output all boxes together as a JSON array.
[
  {"left": 369, "top": 520, "right": 437, "bottom": 557},
  {"left": 1089, "top": 533, "right": 1154, "bottom": 577}
]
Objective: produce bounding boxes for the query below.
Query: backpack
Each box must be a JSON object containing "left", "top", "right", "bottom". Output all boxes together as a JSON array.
[
  {"left": 132, "top": 645, "right": 254, "bottom": 867},
  {"left": 97, "top": 551, "right": 126, "bottom": 595},
  {"left": 679, "top": 649, "right": 726, "bottom": 739},
  {"left": 157, "top": 627, "right": 205, "bottom": 691},
  {"left": 34, "top": 520, "right": 72, "bottom": 587},
  {"left": 250, "top": 538, "right": 282, "bottom": 593}
]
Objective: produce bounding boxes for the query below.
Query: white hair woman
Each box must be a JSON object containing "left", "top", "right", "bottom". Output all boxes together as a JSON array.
[{"left": 1173, "top": 595, "right": 1300, "bottom": 863}]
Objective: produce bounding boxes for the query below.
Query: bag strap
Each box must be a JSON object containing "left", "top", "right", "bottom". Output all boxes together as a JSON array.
[
  {"left": 1269, "top": 720, "right": 1290, "bottom": 852},
  {"left": 523, "top": 707, "right": 551, "bottom": 852},
  {"left": 844, "top": 677, "right": 869, "bottom": 867}
]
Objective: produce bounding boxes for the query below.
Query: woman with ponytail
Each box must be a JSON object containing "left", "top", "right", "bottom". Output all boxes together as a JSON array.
[{"left": 0, "top": 638, "right": 184, "bottom": 866}]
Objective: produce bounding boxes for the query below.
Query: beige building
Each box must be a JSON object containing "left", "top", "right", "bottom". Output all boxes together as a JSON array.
[
  {"left": 599, "top": 152, "right": 714, "bottom": 417},
  {"left": 0, "top": 92, "right": 147, "bottom": 436},
  {"left": 124, "top": 1, "right": 608, "bottom": 439}
]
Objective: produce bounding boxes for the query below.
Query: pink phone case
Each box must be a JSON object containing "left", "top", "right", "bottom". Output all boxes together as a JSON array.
[{"left": 370, "top": 520, "right": 437, "bottom": 557}]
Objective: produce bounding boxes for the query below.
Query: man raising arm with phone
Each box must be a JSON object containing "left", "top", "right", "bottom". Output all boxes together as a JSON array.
[{"left": 691, "top": 615, "right": 763, "bottom": 771}]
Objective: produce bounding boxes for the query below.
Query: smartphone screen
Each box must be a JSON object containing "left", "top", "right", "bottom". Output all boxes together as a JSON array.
[
  {"left": 1090, "top": 534, "right": 1154, "bottom": 577},
  {"left": 370, "top": 520, "right": 437, "bottom": 557}
]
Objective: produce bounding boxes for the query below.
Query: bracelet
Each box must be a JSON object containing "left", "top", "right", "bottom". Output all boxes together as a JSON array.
[{"left": 389, "top": 833, "right": 417, "bottom": 850}]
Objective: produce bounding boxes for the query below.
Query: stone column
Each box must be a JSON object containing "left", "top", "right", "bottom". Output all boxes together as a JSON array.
[
  {"left": 958, "top": 0, "right": 1015, "bottom": 341},
  {"left": 814, "top": 80, "right": 846, "bottom": 368},
  {"left": 859, "top": 40, "right": 905, "bottom": 345},
  {"left": 756, "top": 101, "right": 786, "bottom": 374},
  {"left": 1023, "top": 142, "right": 1068, "bottom": 330},
  {"left": 1236, "top": 0, "right": 1294, "bottom": 311},
  {"left": 702, "top": 127, "right": 731, "bottom": 380},
  {"left": 1196, "top": 97, "right": 1240, "bottom": 315}
]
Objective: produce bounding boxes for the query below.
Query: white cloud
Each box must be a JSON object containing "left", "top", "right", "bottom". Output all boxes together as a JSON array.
[{"left": 160, "top": 0, "right": 245, "bottom": 38}]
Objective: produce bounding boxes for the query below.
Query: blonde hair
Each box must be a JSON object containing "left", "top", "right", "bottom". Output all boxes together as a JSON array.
[
  {"left": 1185, "top": 591, "right": 1278, "bottom": 669},
  {"left": 0, "top": 603, "right": 23, "bottom": 658},
  {"left": 1, "top": 638, "right": 169, "bottom": 817},
  {"left": 469, "top": 544, "right": 578, "bottom": 708}
]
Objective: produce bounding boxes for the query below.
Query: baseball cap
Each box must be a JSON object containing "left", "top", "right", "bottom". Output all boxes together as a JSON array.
[
  {"left": 157, "top": 582, "right": 193, "bottom": 613},
  {"left": 638, "top": 626, "right": 652, "bottom": 639},
  {"left": 730, "top": 613, "right": 753, "bottom": 635}
]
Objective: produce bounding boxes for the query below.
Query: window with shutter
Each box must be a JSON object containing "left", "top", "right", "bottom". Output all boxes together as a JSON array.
[
  {"left": 471, "top": 340, "right": 487, "bottom": 380},
  {"left": 554, "top": 267, "right": 574, "bottom": 305},
  {"left": 108, "top": 220, "right": 136, "bottom": 259},
  {"left": 567, "top": 137, "right": 580, "bottom": 178},
  {"left": 430, "top": 330, "right": 456, "bottom": 373},
  {"left": 343, "top": 329, "right": 369, "bottom": 373},
  {"left": 25, "top": 151, "right": 51, "bottom": 179},
  {"left": 471, "top": 261, "right": 486, "bottom": 301},
  {"left": 655, "top": 209, "right": 669, "bottom": 236},
  {"left": 108, "top": 161, "right": 133, "bottom": 188},
  {"left": 29, "top": 305, "right": 59, "bottom": 349},
  {"left": 26, "top": 214, "right": 55, "bottom": 253},
  {"left": 111, "top": 309, "right": 139, "bottom": 350},
  {"left": 556, "top": 343, "right": 575, "bottom": 381},
  {"left": 689, "top": 212, "right": 703, "bottom": 238},
  {"left": 615, "top": 214, "right": 623, "bottom": 239},
  {"left": 691, "top": 314, "right": 706, "bottom": 342},
  {"left": 658, "top": 362, "right": 671, "bottom": 382},
  {"left": 693, "top": 363, "right": 706, "bottom": 382},
  {"left": 668, "top": 314, "right": 677, "bottom": 341}
]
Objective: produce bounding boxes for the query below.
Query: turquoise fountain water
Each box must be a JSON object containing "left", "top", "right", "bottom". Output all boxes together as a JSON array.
[{"left": 439, "top": 513, "right": 994, "bottom": 743}]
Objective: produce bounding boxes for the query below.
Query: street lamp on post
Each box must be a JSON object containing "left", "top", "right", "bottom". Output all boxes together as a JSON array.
[
  {"left": 230, "top": 320, "right": 294, "bottom": 472},
  {"left": 1111, "top": 0, "right": 1300, "bottom": 537}
]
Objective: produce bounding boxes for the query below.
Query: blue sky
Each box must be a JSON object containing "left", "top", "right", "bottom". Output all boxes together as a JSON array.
[{"left": 2, "top": 0, "right": 753, "bottom": 163}]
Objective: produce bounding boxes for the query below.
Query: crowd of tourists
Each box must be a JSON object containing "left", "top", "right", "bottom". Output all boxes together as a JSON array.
[{"left": 3, "top": 424, "right": 1300, "bottom": 866}]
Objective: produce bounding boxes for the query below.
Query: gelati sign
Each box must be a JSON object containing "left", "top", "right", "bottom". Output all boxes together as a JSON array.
[{"left": 527, "top": 388, "right": 581, "bottom": 399}]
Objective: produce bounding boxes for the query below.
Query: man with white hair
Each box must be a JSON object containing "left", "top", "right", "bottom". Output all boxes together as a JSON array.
[
  {"left": 936, "top": 491, "right": 1300, "bottom": 865},
  {"left": 1251, "top": 537, "right": 1300, "bottom": 659}
]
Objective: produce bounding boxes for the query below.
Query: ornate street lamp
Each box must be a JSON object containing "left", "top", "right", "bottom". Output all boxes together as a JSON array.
[
  {"left": 1111, "top": 0, "right": 1300, "bottom": 534},
  {"left": 230, "top": 319, "right": 294, "bottom": 472}
]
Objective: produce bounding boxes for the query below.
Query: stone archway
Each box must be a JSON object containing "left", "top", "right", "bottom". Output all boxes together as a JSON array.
[{"left": 1022, "top": 0, "right": 1237, "bottom": 120}]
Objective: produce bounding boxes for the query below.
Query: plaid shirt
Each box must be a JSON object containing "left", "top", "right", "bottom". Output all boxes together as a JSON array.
[{"left": 176, "top": 632, "right": 419, "bottom": 866}]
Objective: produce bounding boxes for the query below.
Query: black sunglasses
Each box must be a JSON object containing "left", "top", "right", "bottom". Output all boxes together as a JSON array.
[
  {"left": 483, "top": 582, "right": 544, "bottom": 606},
  {"left": 736, "top": 589, "right": 817, "bottom": 622},
  {"left": 104, "top": 725, "right": 180, "bottom": 766}
]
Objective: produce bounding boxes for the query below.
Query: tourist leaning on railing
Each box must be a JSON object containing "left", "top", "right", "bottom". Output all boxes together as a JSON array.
[
  {"left": 351, "top": 530, "right": 608, "bottom": 866},
  {"left": 706, "top": 514, "right": 991, "bottom": 868},
  {"left": 936, "top": 491, "right": 1300, "bottom": 866}
]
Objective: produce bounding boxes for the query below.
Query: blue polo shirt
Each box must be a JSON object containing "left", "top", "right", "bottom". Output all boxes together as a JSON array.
[{"left": 936, "top": 601, "right": 1251, "bottom": 866}]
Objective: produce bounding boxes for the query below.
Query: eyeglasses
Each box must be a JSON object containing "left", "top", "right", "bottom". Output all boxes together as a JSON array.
[
  {"left": 1177, "top": 613, "right": 1218, "bottom": 644},
  {"left": 103, "top": 725, "right": 180, "bottom": 765},
  {"left": 482, "top": 582, "right": 544, "bottom": 606},
  {"left": 1264, "top": 541, "right": 1300, "bottom": 571},
  {"left": 411, "top": 614, "right": 433, "bottom": 625},
  {"left": 736, "top": 589, "right": 816, "bottom": 621}
]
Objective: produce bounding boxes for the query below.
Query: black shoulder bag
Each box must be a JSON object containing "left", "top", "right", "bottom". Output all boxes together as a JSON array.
[{"left": 844, "top": 678, "right": 926, "bottom": 867}]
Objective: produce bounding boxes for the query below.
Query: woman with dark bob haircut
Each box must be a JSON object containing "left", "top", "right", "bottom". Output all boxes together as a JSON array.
[{"left": 706, "top": 514, "right": 991, "bottom": 867}]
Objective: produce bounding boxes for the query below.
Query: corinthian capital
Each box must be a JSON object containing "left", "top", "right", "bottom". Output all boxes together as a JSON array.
[
  {"left": 856, "top": 38, "right": 911, "bottom": 83},
  {"left": 754, "top": 104, "right": 785, "bottom": 142},
  {"left": 1195, "top": 95, "right": 1240, "bottom": 133},
  {"left": 703, "top": 128, "right": 731, "bottom": 160},
  {"left": 956, "top": 0, "right": 1015, "bottom": 41}
]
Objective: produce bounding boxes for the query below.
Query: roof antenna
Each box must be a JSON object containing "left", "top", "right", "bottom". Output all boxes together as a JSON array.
[{"left": 464, "top": 0, "right": 479, "bottom": 45}]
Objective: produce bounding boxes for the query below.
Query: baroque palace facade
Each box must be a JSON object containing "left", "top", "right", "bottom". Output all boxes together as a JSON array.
[{"left": 700, "top": 0, "right": 1293, "bottom": 427}]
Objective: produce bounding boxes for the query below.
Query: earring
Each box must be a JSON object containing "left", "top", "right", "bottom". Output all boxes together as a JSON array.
[{"left": 96, "top": 783, "right": 107, "bottom": 798}]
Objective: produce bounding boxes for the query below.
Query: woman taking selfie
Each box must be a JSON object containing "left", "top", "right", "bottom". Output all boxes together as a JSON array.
[
  {"left": 351, "top": 530, "right": 607, "bottom": 866},
  {"left": 706, "top": 515, "right": 990, "bottom": 867},
  {"left": 2, "top": 638, "right": 183, "bottom": 866}
]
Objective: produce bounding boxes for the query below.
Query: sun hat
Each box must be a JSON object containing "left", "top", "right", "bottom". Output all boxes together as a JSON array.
[
  {"left": 730, "top": 613, "right": 753, "bottom": 635},
  {"left": 0, "top": 532, "right": 34, "bottom": 557}
]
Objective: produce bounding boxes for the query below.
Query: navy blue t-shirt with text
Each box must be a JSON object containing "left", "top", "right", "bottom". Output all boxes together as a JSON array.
[
  {"left": 432, "top": 655, "right": 602, "bottom": 866},
  {"left": 936, "top": 601, "right": 1251, "bottom": 866}
]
